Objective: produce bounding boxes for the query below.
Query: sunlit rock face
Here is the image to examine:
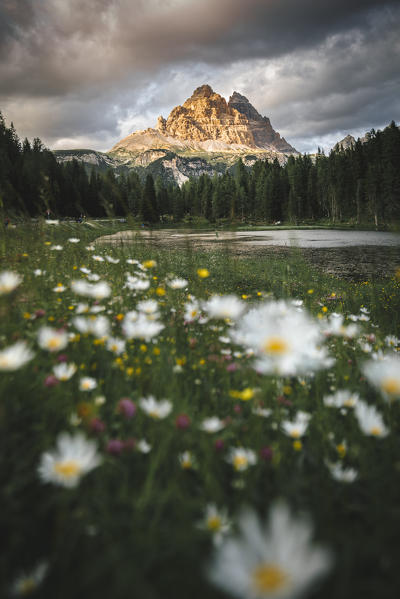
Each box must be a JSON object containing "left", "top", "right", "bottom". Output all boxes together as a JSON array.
[{"left": 111, "top": 84, "right": 297, "bottom": 156}]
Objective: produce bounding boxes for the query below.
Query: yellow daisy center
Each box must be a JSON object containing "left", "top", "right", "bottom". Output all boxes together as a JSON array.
[
  {"left": 149, "top": 410, "right": 160, "bottom": 419},
  {"left": 370, "top": 427, "right": 382, "bottom": 436},
  {"left": 381, "top": 378, "right": 400, "bottom": 396},
  {"left": 18, "top": 577, "right": 36, "bottom": 595},
  {"left": 336, "top": 444, "right": 346, "bottom": 458},
  {"left": 48, "top": 338, "right": 61, "bottom": 350},
  {"left": 343, "top": 399, "right": 355, "bottom": 407},
  {"left": 263, "top": 336, "right": 289, "bottom": 355},
  {"left": 54, "top": 460, "right": 81, "bottom": 478},
  {"left": 252, "top": 563, "right": 289, "bottom": 593},
  {"left": 0, "top": 357, "right": 10, "bottom": 368},
  {"left": 207, "top": 516, "right": 221, "bottom": 531},
  {"left": 233, "top": 455, "right": 248, "bottom": 470}
]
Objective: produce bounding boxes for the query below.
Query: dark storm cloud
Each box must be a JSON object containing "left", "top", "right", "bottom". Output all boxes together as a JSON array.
[
  {"left": 1, "top": 0, "right": 398, "bottom": 96},
  {"left": 0, "top": 0, "right": 399, "bottom": 151}
]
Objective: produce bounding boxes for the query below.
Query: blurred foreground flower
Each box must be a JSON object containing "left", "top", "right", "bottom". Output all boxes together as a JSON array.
[
  {"left": 354, "top": 401, "right": 389, "bottom": 438},
  {"left": 208, "top": 502, "right": 332, "bottom": 599},
  {"left": 0, "top": 270, "right": 22, "bottom": 295},
  {"left": 0, "top": 341, "right": 34, "bottom": 371},
  {"left": 362, "top": 355, "right": 400, "bottom": 400},
  {"left": 203, "top": 295, "right": 245, "bottom": 320},
  {"left": 232, "top": 301, "right": 333, "bottom": 376},
  {"left": 38, "top": 432, "right": 101, "bottom": 488},
  {"left": 11, "top": 562, "right": 48, "bottom": 596}
]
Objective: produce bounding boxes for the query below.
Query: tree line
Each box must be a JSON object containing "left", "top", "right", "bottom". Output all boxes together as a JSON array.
[{"left": 1, "top": 111, "right": 399, "bottom": 225}]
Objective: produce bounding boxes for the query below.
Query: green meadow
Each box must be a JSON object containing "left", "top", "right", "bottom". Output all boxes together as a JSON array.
[{"left": 1, "top": 220, "right": 400, "bottom": 599}]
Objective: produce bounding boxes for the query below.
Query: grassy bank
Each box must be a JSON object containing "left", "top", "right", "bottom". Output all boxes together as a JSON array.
[{"left": 1, "top": 222, "right": 400, "bottom": 599}]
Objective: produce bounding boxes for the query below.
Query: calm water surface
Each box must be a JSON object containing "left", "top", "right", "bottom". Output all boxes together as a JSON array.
[{"left": 97, "top": 228, "right": 400, "bottom": 279}]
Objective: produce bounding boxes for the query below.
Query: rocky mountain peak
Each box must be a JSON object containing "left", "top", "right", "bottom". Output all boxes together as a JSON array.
[
  {"left": 110, "top": 84, "right": 298, "bottom": 162},
  {"left": 228, "top": 91, "right": 263, "bottom": 123},
  {"left": 228, "top": 90, "right": 296, "bottom": 153},
  {"left": 190, "top": 84, "right": 214, "bottom": 98},
  {"left": 334, "top": 134, "right": 356, "bottom": 151}
]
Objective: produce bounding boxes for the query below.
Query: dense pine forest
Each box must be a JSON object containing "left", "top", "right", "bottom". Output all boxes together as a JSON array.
[{"left": 1, "top": 111, "right": 399, "bottom": 225}]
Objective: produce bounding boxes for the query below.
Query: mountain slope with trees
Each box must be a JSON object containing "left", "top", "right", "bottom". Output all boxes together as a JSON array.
[{"left": 1, "top": 111, "right": 399, "bottom": 226}]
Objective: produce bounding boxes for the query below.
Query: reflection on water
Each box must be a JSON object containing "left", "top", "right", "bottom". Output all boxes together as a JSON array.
[{"left": 96, "top": 229, "right": 400, "bottom": 280}]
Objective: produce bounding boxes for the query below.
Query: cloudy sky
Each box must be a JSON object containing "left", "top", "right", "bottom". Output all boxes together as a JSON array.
[{"left": 1, "top": 0, "right": 399, "bottom": 153}]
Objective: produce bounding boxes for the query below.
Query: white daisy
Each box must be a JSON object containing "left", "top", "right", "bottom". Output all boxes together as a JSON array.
[
  {"left": 354, "top": 401, "right": 389, "bottom": 438},
  {"left": 11, "top": 562, "right": 48, "bottom": 596},
  {"left": 321, "top": 313, "right": 358, "bottom": 338},
  {"left": 79, "top": 377, "right": 97, "bottom": 392},
  {"left": 0, "top": 270, "right": 22, "bottom": 294},
  {"left": 232, "top": 301, "right": 332, "bottom": 376},
  {"left": 328, "top": 462, "right": 358, "bottom": 483},
  {"left": 137, "top": 299, "right": 159, "bottom": 316},
  {"left": 199, "top": 503, "right": 232, "bottom": 545},
  {"left": 208, "top": 502, "right": 332, "bottom": 599},
  {"left": 122, "top": 314, "right": 164, "bottom": 341},
  {"left": 252, "top": 407, "right": 273, "bottom": 418},
  {"left": 72, "top": 315, "right": 110, "bottom": 338},
  {"left": 323, "top": 390, "right": 359, "bottom": 409},
  {"left": 203, "top": 295, "right": 245, "bottom": 320},
  {"left": 362, "top": 355, "right": 400, "bottom": 400},
  {"left": 137, "top": 439, "right": 152, "bottom": 453},
  {"left": 200, "top": 416, "right": 226, "bottom": 433},
  {"left": 0, "top": 341, "right": 34, "bottom": 371},
  {"left": 281, "top": 412, "right": 311, "bottom": 439},
  {"left": 68, "top": 238, "right": 80, "bottom": 243},
  {"left": 124, "top": 276, "right": 150, "bottom": 291},
  {"left": 139, "top": 396, "right": 172, "bottom": 419},
  {"left": 179, "top": 450, "right": 195, "bottom": 469},
  {"left": 167, "top": 278, "right": 188, "bottom": 289},
  {"left": 53, "top": 363, "right": 77, "bottom": 381},
  {"left": 106, "top": 337, "right": 126, "bottom": 355},
  {"left": 184, "top": 300, "right": 201, "bottom": 323},
  {"left": 37, "top": 327, "right": 68, "bottom": 352},
  {"left": 226, "top": 448, "right": 257, "bottom": 472},
  {"left": 385, "top": 335, "right": 400, "bottom": 350},
  {"left": 38, "top": 432, "right": 101, "bottom": 488},
  {"left": 71, "top": 280, "right": 111, "bottom": 299}
]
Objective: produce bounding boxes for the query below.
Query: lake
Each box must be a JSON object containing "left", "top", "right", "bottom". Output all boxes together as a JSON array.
[{"left": 96, "top": 228, "right": 400, "bottom": 280}]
